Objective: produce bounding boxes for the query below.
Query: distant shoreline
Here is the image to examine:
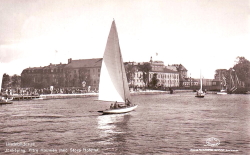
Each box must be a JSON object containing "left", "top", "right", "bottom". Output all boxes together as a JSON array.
[
  {"left": 39, "top": 90, "right": 197, "bottom": 100},
  {"left": 10, "top": 90, "right": 224, "bottom": 101}
]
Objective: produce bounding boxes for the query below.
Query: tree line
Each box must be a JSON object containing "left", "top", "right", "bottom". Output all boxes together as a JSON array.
[
  {"left": 215, "top": 56, "right": 250, "bottom": 87},
  {"left": 1, "top": 74, "right": 21, "bottom": 89}
]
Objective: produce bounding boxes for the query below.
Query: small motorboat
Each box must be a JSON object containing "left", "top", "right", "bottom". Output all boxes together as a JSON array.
[
  {"left": 0, "top": 99, "right": 13, "bottom": 105},
  {"left": 217, "top": 89, "right": 227, "bottom": 95},
  {"left": 195, "top": 93, "right": 205, "bottom": 98}
]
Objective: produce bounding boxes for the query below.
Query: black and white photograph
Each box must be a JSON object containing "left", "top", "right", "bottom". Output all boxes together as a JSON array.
[{"left": 0, "top": 0, "right": 250, "bottom": 154}]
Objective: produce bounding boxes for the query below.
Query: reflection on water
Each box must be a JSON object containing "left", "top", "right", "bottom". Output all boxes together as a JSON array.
[{"left": 97, "top": 114, "right": 131, "bottom": 146}]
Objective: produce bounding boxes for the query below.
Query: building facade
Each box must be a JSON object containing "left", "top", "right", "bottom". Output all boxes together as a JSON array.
[
  {"left": 21, "top": 58, "right": 189, "bottom": 90},
  {"left": 126, "top": 60, "right": 180, "bottom": 88},
  {"left": 21, "top": 58, "right": 102, "bottom": 90}
]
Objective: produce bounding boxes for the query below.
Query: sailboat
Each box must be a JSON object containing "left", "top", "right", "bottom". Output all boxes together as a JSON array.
[
  {"left": 217, "top": 74, "right": 227, "bottom": 95},
  {"left": 98, "top": 20, "right": 138, "bottom": 114},
  {"left": 195, "top": 71, "right": 205, "bottom": 98}
]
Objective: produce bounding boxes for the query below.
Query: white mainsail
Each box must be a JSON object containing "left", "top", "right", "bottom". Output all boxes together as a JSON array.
[
  {"left": 98, "top": 20, "right": 131, "bottom": 103},
  {"left": 198, "top": 71, "right": 204, "bottom": 94},
  {"left": 0, "top": 63, "right": 4, "bottom": 93},
  {"left": 0, "top": 74, "right": 2, "bottom": 93}
]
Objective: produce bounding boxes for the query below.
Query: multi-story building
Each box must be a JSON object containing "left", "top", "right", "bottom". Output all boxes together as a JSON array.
[
  {"left": 194, "top": 78, "right": 213, "bottom": 86},
  {"left": 181, "top": 78, "right": 198, "bottom": 87},
  {"left": 21, "top": 64, "right": 66, "bottom": 88},
  {"left": 126, "top": 60, "right": 180, "bottom": 88},
  {"left": 149, "top": 68, "right": 179, "bottom": 87},
  {"left": 166, "top": 64, "right": 188, "bottom": 78},
  {"left": 166, "top": 64, "right": 188, "bottom": 87},
  {"left": 63, "top": 58, "right": 102, "bottom": 89},
  {"left": 21, "top": 58, "right": 102, "bottom": 90},
  {"left": 21, "top": 57, "right": 188, "bottom": 90}
]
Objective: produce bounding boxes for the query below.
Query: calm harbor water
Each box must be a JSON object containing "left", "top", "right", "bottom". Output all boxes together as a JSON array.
[{"left": 0, "top": 92, "right": 249, "bottom": 154}]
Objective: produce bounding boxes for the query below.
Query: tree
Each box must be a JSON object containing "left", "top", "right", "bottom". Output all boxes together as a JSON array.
[
  {"left": 79, "top": 68, "right": 91, "bottom": 88},
  {"left": 2, "top": 73, "right": 11, "bottom": 88},
  {"left": 138, "top": 62, "right": 152, "bottom": 87},
  {"left": 149, "top": 73, "right": 159, "bottom": 88},
  {"left": 11, "top": 74, "right": 21, "bottom": 88},
  {"left": 124, "top": 62, "right": 136, "bottom": 85},
  {"left": 233, "top": 56, "right": 250, "bottom": 87}
]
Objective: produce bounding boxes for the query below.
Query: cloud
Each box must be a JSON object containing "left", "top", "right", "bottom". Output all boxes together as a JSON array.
[{"left": 0, "top": 44, "right": 24, "bottom": 63}]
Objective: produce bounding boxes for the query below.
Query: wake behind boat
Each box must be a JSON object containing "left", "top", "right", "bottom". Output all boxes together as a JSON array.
[{"left": 98, "top": 20, "right": 138, "bottom": 114}]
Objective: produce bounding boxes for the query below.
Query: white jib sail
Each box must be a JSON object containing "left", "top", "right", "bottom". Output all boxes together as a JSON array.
[
  {"left": 198, "top": 70, "right": 203, "bottom": 93},
  {"left": 99, "top": 62, "right": 124, "bottom": 102}
]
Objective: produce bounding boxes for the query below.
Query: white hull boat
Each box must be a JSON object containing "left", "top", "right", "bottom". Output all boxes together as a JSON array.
[
  {"left": 32, "top": 97, "right": 44, "bottom": 100},
  {"left": 101, "top": 105, "right": 138, "bottom": 114},
  {"left": 217, "top": 91, "right": 227, "bottom": 95},
  {"left": 195, "top": 93, "right": 205, "bottom": 98}
]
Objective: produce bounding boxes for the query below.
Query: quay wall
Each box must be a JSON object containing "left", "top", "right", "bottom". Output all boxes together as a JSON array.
[
  {"left": 40, "top": 93, "right": 98, "bottom": 99},
  {"left": 40, "top": 90, "right": 194, "bottom": 99}
]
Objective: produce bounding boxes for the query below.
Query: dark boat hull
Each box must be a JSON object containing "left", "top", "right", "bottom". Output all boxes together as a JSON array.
[
  {"left": 195, "top": 95, "right": 205, "bottom": 98},
  {"left": 0, "top": 101, "right": 13, "bottom": 105}
]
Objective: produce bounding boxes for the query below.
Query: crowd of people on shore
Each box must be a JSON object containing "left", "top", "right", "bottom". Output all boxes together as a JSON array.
[
  {"left": 0, "top": 87, "right": 98, "bottom": 96},
  {"left": 1, "top": 85, "right": 175, "bottom": 97}
]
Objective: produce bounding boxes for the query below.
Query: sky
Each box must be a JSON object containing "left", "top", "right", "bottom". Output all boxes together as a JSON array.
[{"left": 0, "top": 0, "right": 250, "bottom": 79}]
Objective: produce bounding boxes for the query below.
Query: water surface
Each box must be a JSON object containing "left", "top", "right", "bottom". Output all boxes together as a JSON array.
[{"left": 0, "top": 93, "right": 249, "bottom": 154}]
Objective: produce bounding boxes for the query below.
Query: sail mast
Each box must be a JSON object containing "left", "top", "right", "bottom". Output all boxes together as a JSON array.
[
  {"left": 200, "top": 70, "right": 202, "bottom": 91},
  {"left": 120, "top": 49, "right": 126, "bottom": 100},
  {"left": 113, "top": 20, "right": 126, "bottom": 101}
]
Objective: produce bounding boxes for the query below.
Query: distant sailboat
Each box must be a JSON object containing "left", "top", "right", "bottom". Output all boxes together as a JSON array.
[
  {"left": 217, "top": 74, "right": 227, "bottom": 95},
  {"left": 98, "top": 20, "right": 137, "bottom": 114},
  {"left": 195, "top": 71, "right": 205, "bottom": 98},
  {"left": 227, "top": 68, "right": 245, "bottom": 94}
]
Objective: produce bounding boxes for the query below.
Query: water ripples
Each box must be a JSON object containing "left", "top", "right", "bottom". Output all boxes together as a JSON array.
[{"left": 0, "top": 93, "right": 249, "bottom": 154}]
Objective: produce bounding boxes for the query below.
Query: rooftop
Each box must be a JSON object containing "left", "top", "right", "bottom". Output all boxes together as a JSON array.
[{"left": 65, "top": 58, "right": 102, "bottom": 68}]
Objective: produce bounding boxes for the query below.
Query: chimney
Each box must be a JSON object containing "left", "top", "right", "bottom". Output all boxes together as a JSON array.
[{"left": 68, "top": 58, "right": 72, "bottom": 64}]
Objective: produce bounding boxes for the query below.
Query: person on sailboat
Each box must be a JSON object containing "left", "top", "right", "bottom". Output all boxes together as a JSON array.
[
  {"left": 110, "top": 103, "right": 114, "bottom": 109},
  {"left": 114, "top": 101, "right": 118, "bottom": 109},
  {"left": 125, "top": 98, "right": 131, "bottom": 107},
  {"left": 1, "top": 96, "right": 8, "bottom": 103}
]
